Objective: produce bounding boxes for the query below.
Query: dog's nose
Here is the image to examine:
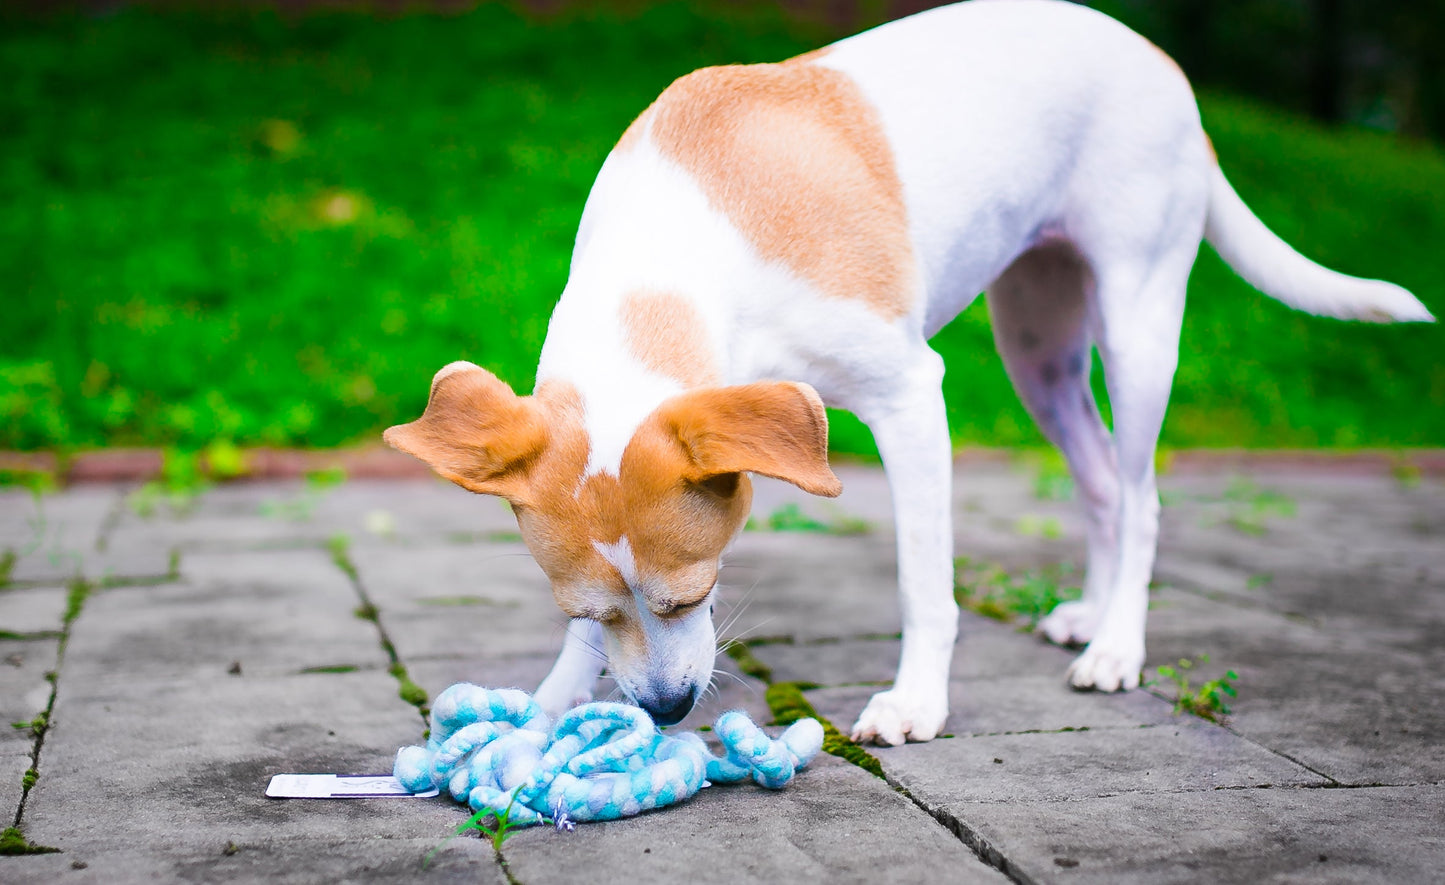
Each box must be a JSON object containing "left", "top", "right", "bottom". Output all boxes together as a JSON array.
[{"left": 641, "top": 686, "right": 698, "bottom": 726}]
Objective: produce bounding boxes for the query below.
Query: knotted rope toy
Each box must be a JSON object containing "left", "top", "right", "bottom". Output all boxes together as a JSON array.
[{"left": 395, "top": 683, "right": 824, "bottom": 827}]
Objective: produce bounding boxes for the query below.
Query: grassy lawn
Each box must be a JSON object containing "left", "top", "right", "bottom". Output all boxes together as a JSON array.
[{"left": 2, "top": 4, "right": 1441, "bottom": 455}]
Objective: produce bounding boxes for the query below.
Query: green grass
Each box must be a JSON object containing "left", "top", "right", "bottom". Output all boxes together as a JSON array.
[
  {"left": 954, "top": 557, "right": 1082, "bottom": 629},
  {"left": 744, "top": 502, "right": 872, "bottom": 535},
  {"left": 1, "top": 5, "right": 1440, "bottom": 455}
]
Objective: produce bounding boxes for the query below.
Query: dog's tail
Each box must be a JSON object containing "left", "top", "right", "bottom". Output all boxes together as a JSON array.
[{"left": 1203, "top": 163, "right": 1434, "bottom": 323}]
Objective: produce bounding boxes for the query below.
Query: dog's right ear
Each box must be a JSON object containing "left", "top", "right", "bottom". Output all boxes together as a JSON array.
[{"left": 383, "top": 362, "right": 546, "bottom": 499}]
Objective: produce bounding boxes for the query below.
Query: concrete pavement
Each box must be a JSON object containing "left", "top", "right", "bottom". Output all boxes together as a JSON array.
[{"left": 0, "top": 457, "right": 1441, "bottom": 882}]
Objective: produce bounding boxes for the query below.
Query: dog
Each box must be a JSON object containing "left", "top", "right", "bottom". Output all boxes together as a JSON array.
[{"left": 384, "top": 0, "right": 1432, "bottom": 746}]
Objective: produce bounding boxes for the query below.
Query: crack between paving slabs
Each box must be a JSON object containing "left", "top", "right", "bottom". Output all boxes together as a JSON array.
[
  {"left": 324, "top": 535, "right": 430, "bottom": 725},
  {"left": 721, "top": 640, "right": 1035, "bottom": 885},
  {"left": 1155, "top": 573, "right": 1322, "bottom": 627},
  {"left": 325, "top": 536, "right": 519, "bottom": 877},
  {"left": 1142, "top": 677, "right": 1344, "bottom": 787},
  {"left": 1143, "top": 567, "right": 1362, "bottom": 786},
  {"left": 1, "top": 488, "right": 131, "bottom": 855}
]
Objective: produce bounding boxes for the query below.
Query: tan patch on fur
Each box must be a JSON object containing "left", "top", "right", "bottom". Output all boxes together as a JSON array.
[
  {"left": 620, "top": 290, "right": 719, "bottom": 389},
  {"left": 785, "top": 45, "right": 831, "bottom": 65},
  {"left": 647, "top": 62, "right": 914, "bottom": 319},
  {"left": 392, "top": 370, "right": 837, "bottom": 634},
  {"left": 515, "top": 382, "right": 752, "bottom": 622},
  {"left": 1204, "top": 132, "right": 1217, "bottom": 163},
  {"left": 1145, "top": 38, "right": 1188, "bottom": 82},
  {"left": 614, "top": 107, "right": 652, "bottom": 154}
]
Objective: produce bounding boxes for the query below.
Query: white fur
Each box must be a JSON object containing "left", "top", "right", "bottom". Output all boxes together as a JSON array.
[{"left": 530, "top": 0, "right": 1431, "bottom": 742}]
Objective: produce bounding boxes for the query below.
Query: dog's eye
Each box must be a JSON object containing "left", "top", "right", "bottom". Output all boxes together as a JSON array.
[{"left": 655, "top": 597, "right": 707, "bottom": 617}]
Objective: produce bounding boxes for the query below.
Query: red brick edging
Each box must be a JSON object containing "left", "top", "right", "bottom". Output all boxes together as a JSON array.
[{"left": 2, "top": 446, "right": 1443, "bottom": 486}]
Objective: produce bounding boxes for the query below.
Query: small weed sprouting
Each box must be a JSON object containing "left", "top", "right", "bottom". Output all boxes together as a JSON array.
[
  {"left": 0, "top": 468, "right": 56, "bottom": 495},
  {"left": 327, "top": 534, "right": 359, "bottom": 581},
  {"left": 1029, "top": 451, "right": 1075, "bottom": 502},
  {"left": 130, "top": 440, "right": 254, "bottom": 517},
  {"left": 201, "top": 439, "right": 250, "bottom": 481},
  {"left": 62, "top": 577, "right": 93, "bottom": 627},
  {"left": 129, "top": 448, "right": 205, "bottom": 517},
  {"left": 21, "top": 768, "right": 37, "bottom": 790},
  {"left": 1246, "top": 573, "right": 1273, "bottom": 590},
  {"left": 0, "top": 549, "right": 14, "bottom": 587},
  {"left": 300, "top": 664, "right": 360, "bottom": 674},
  {"left": 1013, "top": 514, "right": 1064, "bottom": 540},
  {"left": 261, "top": 466, "right": 348, "bottom": 522},
  {"left": 1391, "top": 458, "right": 1422, "bottom": 489},
  {"left": 389, "top": 662, "right": 429, "bottom": 710},
  {"left": 1219, "top": 478, "right": 1296, "bottom": 536},
  {"left": 425, "top": 791, "right": 539, "bottom": 868},
  {"left": 954, "top": 557, "right": 1081, "bottom": 629},
  {"left": 747, "top": 502, "right": 870, "bottom": 535},
  {"left": 1154, "top": 654, "right": 1238, "bottom": 722},
  {"left": 10, "top": 712, "right": 48, "bottom": 739},
  {"left": 306, "top": 466, "right": 348, "bottom": 492},
  {"left": 416, "top": 595, "right": 515, "bottom": 608},
  {"left": 721, "top": 641, "right": 773, "bottom": 683}
]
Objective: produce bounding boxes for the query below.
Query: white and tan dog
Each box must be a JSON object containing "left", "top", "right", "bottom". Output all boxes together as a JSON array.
[{"left": 385, "top": 0, "right": 1431, "bottom": 745}]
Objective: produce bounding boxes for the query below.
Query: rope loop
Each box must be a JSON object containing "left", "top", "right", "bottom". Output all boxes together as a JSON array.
[{"left": 395, "top": 683, "right": 823, "bottom": 826}]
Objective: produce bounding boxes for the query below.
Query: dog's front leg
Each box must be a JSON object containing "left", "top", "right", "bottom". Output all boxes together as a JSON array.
[
  {"left": 534, "top": 618, "right": 607, "bottom": 717},
  {"left": 851, "top": 352, "right": 959, "bottom": 745}
]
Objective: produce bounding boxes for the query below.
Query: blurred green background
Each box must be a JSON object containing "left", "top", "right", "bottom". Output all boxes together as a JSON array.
[{"left": 2, "top": 1, "right": 1441, "bottom": 457}]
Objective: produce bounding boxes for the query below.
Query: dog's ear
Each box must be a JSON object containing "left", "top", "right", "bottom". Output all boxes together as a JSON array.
[
  {"left": 383, "top": 362, "right": 546, "bottom": 498},
  {"left": 656, "top": 381, "right": 843, "bottom": 498}
]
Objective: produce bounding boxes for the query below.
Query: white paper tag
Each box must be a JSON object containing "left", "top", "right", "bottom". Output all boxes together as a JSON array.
[{"left": 266, "top": 774, "right": 440, "bottom": 799}]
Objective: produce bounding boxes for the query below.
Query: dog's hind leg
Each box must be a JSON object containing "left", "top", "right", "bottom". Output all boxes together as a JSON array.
[
  {"left": 1062, "top": 222, "right": 1201, "bottom": 691},
  {"left": 849, "top": 348, "right": 959, "bottom": 746},
  {"left": 986, "top": 241, "right": 1120, "bottom": 647}
]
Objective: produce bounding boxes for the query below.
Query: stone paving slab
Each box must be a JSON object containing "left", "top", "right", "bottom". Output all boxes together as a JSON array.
[
  {"left": 57, "top": 548, "right": 391, "bottom": 684},
  {"left": 0, "top": 464, "right": 1440, "bottom": 883},
  {"left": 503, "top": 753, "right": 1008, "bottom": 885},
  {"left": 1145, "top": 586, "right": 1445, "bottom": 785},
  {"left": 0, "top": 486, "right": 117, "bottom": 569},
  {"left": 808, "top": 672, "right": 1178, "bottom": 739},
  {"left": 0, "top": 639, "right": 57, "bottom": 800},
  {"left": 745, "top": 616, "right": 1076, "bottom": 686},
  {"left": 942, "top": 784, "right": 1445, "bottom": 884},
  {"left": 0, "top": 585, "right": 68, "bottom": 636},
  {"left": 349, "top": 540, "right": 572, "bottom": 661},
  {"left": 715, "top": 531, "right": 904, "bottom": 642},
  {"left": 24, "top": 672, "right": 436, "bottom": 850},
  {"left": 2, "top": 836, "right": 503, "bottom": 884},
  {"left": 872, "top": 718, "right": 1326, "bottom": 804}
]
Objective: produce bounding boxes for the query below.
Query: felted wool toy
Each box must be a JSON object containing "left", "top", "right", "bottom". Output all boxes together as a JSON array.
[{"left": 394, "top": 683, "right": 824, "bottom": 827}]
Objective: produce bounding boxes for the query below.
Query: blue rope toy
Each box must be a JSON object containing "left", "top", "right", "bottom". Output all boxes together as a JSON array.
[{"left": 395, "top": 683, "right": 824, "bottom": 827}]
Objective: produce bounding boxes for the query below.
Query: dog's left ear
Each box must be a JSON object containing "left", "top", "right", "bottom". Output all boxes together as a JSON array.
[
  {"left": 656, "top": 381, "right": 843, "bottom": 498},
  {"left": 383, "top": 361, "right": 546, "bottom": 499}
]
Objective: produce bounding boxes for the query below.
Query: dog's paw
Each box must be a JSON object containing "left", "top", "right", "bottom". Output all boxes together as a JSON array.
[
  {"left": 1065, "top": 638, "right": 1143, "bottom": 692},
  {"left": 849, "top": 688, "right": 947, "bottom": 746},
  {"left": 1038, "top": 600, "right": 1099, "bottom": 647}
]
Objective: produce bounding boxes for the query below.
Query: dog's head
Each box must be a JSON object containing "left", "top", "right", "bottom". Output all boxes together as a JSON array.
[{"left": 384, "top": 361, "right": 841, "bottom": 724}]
